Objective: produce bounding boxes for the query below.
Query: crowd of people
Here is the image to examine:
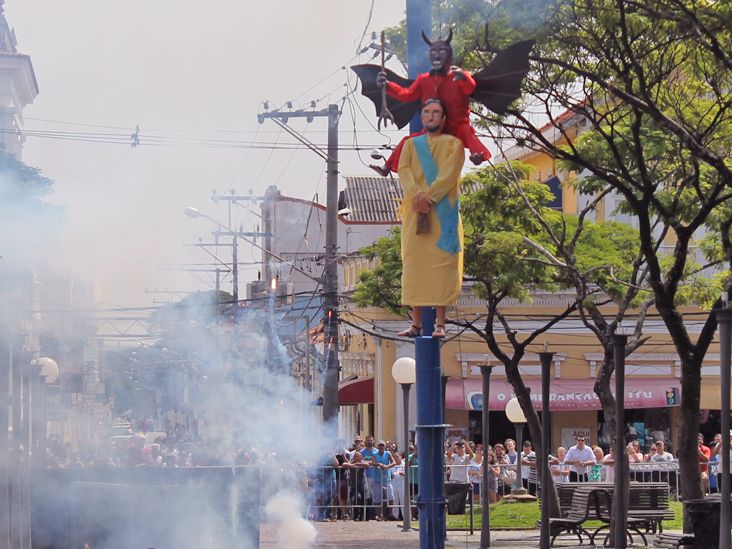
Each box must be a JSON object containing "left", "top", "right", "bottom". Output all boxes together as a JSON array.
[{"left": 310, "top": 431, "right": 732, "bottom": 521}]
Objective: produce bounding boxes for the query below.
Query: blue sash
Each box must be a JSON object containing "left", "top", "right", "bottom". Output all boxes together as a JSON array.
[{"left": 412, "top": 134, "right": 461, "bottom": 254}]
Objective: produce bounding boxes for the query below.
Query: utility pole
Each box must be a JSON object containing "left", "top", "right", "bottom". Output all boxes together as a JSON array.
[{"left": 258, "top": 104, "right": 341, "bottom": 424}]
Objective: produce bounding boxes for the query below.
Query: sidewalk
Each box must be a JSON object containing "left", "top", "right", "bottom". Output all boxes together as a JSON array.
[{"left": 261, "top": 520, "right": 661, "bottom": 548}]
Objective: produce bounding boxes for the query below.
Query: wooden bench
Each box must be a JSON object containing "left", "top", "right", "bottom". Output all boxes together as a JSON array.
[
  {"left": 589, "top": 488, "right": 650, "bottom": 546},
  {"left": 653, "top": 532, "right": 695, "bottom": 548},
  {"left": 628, "top": 483, "right": 675, "bottom": 533},
  {"left": 548, "top": 486, "right": 596, "bottom": 546},
  {"left": 557, "top": 482, "right": 674, "bottom": 532}
]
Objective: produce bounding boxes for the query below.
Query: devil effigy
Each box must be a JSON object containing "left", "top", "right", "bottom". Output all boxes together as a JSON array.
[{"left": 352, "top": 30, "right": 533, "bottom": 176}]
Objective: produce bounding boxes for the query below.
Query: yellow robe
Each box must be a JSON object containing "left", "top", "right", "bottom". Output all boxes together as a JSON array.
[{"left": 397, "top": 133, "right": 465, "bottom": 307}]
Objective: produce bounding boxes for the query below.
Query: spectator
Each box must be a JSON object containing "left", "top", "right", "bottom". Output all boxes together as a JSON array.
[
  {"left": 390, "top": 450, "right": 405, "bottom": 520},
  {"left": 372, "top": 440, "right": 395, "bottom": 521},
  {"left": 446, "top": 439, "right": 473, "bottom": 483},
  {"left": 360, "top": 436, "right": 378, "bottom": 520},
  {"left": 601, "top": 448, "right": 616, "bottom": 482},
  {"left": 521, "top": 440, "right": 537, "bottom": 494},
  {"left": 348, "top": 436, "right": 364, "bottom": 460},
  {"left": 483, "top": 448, "right": 501, "bottom": 504},
  {"left": 550, "top": 447, "right": 569, "bottom": 484},
  {"left": 468, "top": 445, "right": 484, "bottom": 502},
  {"left": 698, "top": 434, "right": 711, "bottom": 494},
  {"left": 646, "top": 440, "right": 674, "bottom": 462},
  {"left": 713, "top": 431, "right": 732, "bottom": 491},
  {"left": 627, "top": 441, "right": 644, "bottom": 463},
  {"left": 334, "top": 442, "right": 351, "bottom": 520},
  {"left": 314, "top": 452, "right": 338, "bottom": 521},
  {"left": 407, "top": 444, "right": 419, "bottom": 519},
  {"left": 345, "top": 451, "right": 370, "bottom": 521},
  {"left": 149, "top": 443, "right": 163, "bottom": 466},
  {"left": 564, "top": 435, "right": 596, "bottom": 482},
  {"left": 588, "top": 446, "right": 605, "bottom": 481},
  {"left": 505, "top": 438, "right": 518, "bottom": 466},
  {"left": 124, "top": 434, "right": 150, "bottom": 468},
  {"left": 494, "top": 443, "right": 515, "bottom": 498}
]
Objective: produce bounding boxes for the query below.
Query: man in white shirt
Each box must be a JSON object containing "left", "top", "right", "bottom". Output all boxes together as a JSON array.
[
  {"left": 648, "top": 440, "right": 674, "bottom": 462},
  {"left": 563, "top": 436, "right": 596, "bottom": 482}
]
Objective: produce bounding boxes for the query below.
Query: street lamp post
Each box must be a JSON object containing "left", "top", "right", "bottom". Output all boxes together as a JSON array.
[
  {"left": 717, "top": 302, "right": 732, "bottom": 549},
  {"left": 392, "top": 357, "right": 416, "bottom": 532},
  {"left": 480, "top": 363, "right": 493, "bottom": 549},
  {"left": 505, "top": 397, "right": 527, "bottom": 496}
]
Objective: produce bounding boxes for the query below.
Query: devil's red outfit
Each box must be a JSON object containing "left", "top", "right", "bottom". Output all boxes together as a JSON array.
[{"left": 383, "top": 69, "right": 490, "bottom": 171}]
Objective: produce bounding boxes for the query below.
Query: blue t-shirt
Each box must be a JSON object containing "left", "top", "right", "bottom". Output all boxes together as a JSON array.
[
  {"left": 361, "top": 447, "right": 379, "bottom": 478},
  {"left": 373, "top": 450, "right": 393, "bottom": 484}
]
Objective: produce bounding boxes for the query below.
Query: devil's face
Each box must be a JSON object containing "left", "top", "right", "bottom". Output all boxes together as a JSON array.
[{"left": 429, "top": 42, "right": 453, "bottom": 71}]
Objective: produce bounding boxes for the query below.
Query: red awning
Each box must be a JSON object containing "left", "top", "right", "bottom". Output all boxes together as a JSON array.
[
  {"left": 338, "top": 377, "right": 374, "bottom": 405},
  {"left": 446, "top": 377, "right": 680, "bottom": 412}
]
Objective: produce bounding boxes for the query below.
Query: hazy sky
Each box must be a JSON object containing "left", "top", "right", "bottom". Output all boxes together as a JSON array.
[{"left": 5, "top": 0, "right": 409, "bottom": 307}]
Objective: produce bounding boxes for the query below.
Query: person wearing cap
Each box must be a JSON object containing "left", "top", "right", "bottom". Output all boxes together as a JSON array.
[
  {"left": 646, "top": 440, "right": 674, "bottom": 462},
  {"left": 521, "top": 440, "right": 537, "bottom": 494},
  {"left": 371, "top": 440, "right": 395, "bottom": 520},
  {"left": 359, "top": 435, "right": 379, "bottom": 519}
]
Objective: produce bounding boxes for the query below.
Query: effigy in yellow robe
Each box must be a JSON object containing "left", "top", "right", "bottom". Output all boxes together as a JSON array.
[{"left": 397, "top": 133, "right": 465, "bottom": 307}]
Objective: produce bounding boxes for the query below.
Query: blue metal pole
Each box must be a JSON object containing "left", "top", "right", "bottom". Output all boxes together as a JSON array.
[
  {"left": 416, "top": 333, "right": 446, "bottom": 549},
  {"left": 406, "top": 0, "right": 431, "bottom": 133}
]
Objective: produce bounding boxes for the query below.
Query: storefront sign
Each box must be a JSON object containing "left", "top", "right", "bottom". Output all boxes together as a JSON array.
[
  {"left": 447, "top": 377, "right": 681, "bottom": 411},
  {"left": 561, "top": 427, "right": 592, "bottom": 449}
]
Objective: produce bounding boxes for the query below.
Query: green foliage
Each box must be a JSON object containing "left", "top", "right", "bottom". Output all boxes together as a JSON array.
[
  {"left": 383, "top": 0, "right": 557, "bottom": 71},
  {"left": 460, "top": 162, "right": 563, "bottom": 302},
  {"left": 353, "top": 161, "right": 647, "bottom": 312},
  {"left": 352, "top": 227, "right": 407, "bottom": 316},
  {"left": 0, "top": 147, "right": 53, "bottom": 197}
]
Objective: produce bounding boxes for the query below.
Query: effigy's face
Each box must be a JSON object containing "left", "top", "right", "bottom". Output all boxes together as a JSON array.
[
  {"left": 420, "top": 103, "right": 446, "bottom": 132},
  {"left": 429, "top": 42, "right": 452, "bottom": 71}
]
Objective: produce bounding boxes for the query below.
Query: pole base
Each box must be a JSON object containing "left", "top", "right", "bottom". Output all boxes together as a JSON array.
[{"left": 502, "top": 488, "right": 537, "bottom": 503}]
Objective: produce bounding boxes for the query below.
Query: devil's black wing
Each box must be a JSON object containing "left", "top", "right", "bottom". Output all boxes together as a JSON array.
[
  {"left": 471, "top": 39, "right": 535, "bottom": 115},
  {"left": 351, "top": 64, "right": 421, "bottom": 129}
]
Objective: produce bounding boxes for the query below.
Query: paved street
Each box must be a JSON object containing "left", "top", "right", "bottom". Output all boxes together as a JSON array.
[{"left": 260, "top": 521, "right": 664, "bottom": 548}]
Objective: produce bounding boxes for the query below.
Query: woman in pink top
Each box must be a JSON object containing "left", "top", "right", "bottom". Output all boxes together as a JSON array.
[{"left": 627, "top": 441, "right": 644, "bottom": 463}]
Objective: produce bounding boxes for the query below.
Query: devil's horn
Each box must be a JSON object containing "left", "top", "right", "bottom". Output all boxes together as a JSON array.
[
  {"left": 445, "top": 27, "right": 453, "bottom": 44},
  {"left": 421, "top": 30, "right": 432, "bottom": 46}
]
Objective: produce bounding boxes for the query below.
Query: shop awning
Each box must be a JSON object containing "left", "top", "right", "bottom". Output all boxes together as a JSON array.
[
  {"left": 338, "top": 377, "right": 374, "bottom": 405},
  {"left": 446, "top": 377, "right": 681, "bottom": 411}
]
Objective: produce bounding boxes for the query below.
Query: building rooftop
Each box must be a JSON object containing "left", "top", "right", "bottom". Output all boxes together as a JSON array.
[{"left": 341, "top": 176, "right": 402, "bottom": 223}]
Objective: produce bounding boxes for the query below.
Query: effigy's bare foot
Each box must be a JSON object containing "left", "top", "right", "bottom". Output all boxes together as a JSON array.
[
  {"left": 369, "top": 164, "right": 391, "bottom": 177},
  {"left": 469, "top": 152, "right": 485, "bottom": 165},
  {"left": 432, "top": 325, "right": 446, "bottom": 338},
  {"left": 397, "top": 324, "right": 422, "bottom": 338}
]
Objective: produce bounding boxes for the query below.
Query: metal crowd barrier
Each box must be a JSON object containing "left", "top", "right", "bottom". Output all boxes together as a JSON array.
[{"left": 308, "top": 460, "right": 692, "bottom": 525}]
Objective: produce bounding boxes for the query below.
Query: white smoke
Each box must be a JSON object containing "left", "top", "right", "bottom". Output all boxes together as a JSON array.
[{"left": 265, "top": 491, "right": 318, "bottom": 549}]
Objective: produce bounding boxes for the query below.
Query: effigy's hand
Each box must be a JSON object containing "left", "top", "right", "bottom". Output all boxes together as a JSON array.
[
  {"left": 376, "top": 71, "right": 387, "bottom": 88},
  {"left": 412, "top": 192, "right": 432, "bottom": 214},
  {"left": 450, "top": 66, "right": 465, "bottom": 81}
]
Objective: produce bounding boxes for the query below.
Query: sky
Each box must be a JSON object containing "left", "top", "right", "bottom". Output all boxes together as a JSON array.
[{"left": 5, "top": 0, "right": 409, "bottom": 308}]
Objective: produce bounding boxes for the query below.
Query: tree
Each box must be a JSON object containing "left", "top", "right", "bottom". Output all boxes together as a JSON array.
[
  {"left": 0, "top": 147, "right": 61, "bottom": 268},
  {"left": 354, "top": 161, "right": 653, "bottom": 516},
  {"left": 373, "top": 0, "right": 730, "bottom": 526},
  {"left": 489, "top": 0, "right": 732, "bottom": 514}
]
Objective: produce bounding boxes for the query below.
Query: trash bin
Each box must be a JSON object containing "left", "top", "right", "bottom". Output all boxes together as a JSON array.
[
  {"left": 445, "top": 482, "right": 471, "bottom": 515},
  {"left": 685, "top": 494, "right": 731, "bottom": 549}
]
